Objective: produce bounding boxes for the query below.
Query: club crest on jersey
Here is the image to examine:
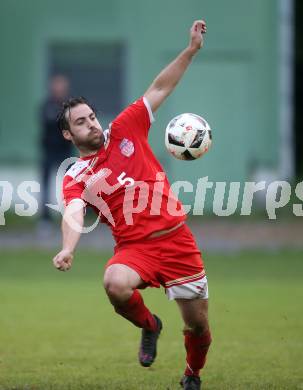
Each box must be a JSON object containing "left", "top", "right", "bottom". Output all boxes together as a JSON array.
[{"left": 119, "top": 138, "right": 134, "bottom": 157}]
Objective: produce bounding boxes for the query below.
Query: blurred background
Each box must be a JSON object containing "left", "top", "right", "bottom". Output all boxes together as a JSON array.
[
  {"left": 0, "top": 0, "right": 302, "bottom": 249},
  {"left": 0, "top": 2, "right": 303, "bottom": 389}
]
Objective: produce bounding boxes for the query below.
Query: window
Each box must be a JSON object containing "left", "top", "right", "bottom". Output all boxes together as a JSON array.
[{"left": 49, "top": 42, "right": 125, "bottom": 126}]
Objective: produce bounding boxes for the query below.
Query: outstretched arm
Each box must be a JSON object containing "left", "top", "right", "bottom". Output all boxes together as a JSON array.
[
  {"left": 52, "top": 201, "right": 85, "bottom": 271},
  {"left": 144, "top": 20, "right": 206, "bottom": 113}
]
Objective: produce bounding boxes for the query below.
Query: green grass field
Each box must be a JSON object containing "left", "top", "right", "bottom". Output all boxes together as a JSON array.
[{"left": 0, "top": 249, "right": 302, "bottom": 390}]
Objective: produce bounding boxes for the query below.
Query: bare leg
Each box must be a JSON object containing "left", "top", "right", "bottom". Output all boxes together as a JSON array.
[
  {"left": 103, "top": 264, "right": 157, "bottom": 331},
  {"left": 104, "top": 264, "right": 144, "bottom": 305},
  {"left": 103, "top": 263, "right": 161, "bottom": 367},
  {"left": 176, "top": 298, "right": 212, "bottom": 379},
  {"left": 176, "top": 298, "right": 209, "bottom": 335}
]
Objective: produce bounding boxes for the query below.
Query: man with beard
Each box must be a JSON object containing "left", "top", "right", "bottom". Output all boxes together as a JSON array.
[{"left": 53, "top": 20, "right": 211, "bottom": 390}]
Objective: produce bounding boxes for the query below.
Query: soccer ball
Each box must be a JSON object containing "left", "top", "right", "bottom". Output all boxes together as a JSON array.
[{"left": 165, "top": 113, "right": 212, "bottom": 160}]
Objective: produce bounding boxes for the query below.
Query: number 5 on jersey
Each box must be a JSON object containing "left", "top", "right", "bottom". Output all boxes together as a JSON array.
[{"left": 117, "top": 172, "right": 135, "bottom": 187}]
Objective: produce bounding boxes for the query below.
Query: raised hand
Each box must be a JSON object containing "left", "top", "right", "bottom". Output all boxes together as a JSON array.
[{"left": 189, "top": 20, "right": 207, "bottom": 52}]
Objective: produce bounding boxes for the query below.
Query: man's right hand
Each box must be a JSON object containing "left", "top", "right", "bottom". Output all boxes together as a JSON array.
[{"left": 53, "top": 249, "right": 73, "bottom": 271}]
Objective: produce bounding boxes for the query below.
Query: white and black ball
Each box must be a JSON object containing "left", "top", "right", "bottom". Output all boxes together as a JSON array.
[{"left": 165, "top": 113, "right": 212, "bottom": 160}]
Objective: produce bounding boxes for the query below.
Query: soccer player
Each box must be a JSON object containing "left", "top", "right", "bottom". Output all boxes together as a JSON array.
[{"left": 53, "top": 20, "right": 211, "bottom": 390}]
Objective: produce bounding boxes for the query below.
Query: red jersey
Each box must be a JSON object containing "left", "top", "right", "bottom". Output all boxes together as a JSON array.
[{"left": 62, "top": 97, "right": 186, "bottom": 244}]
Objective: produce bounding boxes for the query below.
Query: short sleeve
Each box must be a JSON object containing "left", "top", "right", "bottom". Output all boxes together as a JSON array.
[
  {"left": 111, "top": 96, "right": 155, "bottom": 140},
  {"left": 62, "top": 175, "right": 86, "bottom": 208}
]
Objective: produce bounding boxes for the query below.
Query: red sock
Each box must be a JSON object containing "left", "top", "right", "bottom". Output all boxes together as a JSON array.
[
  {"left": 114, "top": 290, "right": 157, "bottom": 331},
  {"left": 184, "top": 329, "right": 212, "bottom": 377}
]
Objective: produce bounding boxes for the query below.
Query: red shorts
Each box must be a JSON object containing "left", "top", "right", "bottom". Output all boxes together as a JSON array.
[{"left": 106, "top": 224, "right": 206, "bottom": 296}]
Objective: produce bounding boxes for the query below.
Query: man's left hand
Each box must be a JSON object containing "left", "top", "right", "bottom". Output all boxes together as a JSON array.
[{"left": 189, "top": 20, "right": 207, "bottom": 52}]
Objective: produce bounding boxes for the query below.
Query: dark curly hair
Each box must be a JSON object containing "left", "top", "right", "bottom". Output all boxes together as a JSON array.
[{"left": 57, "top": 97, "right": 95, "bottom": 132}]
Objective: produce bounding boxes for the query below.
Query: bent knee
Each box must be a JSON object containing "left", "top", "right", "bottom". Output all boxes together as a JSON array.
[
  {"left": 104, "top": 276, "right": 127, "bottom": 297},
  {"left": 103, "top": 270, "right": 131, "bottom": 302}
]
